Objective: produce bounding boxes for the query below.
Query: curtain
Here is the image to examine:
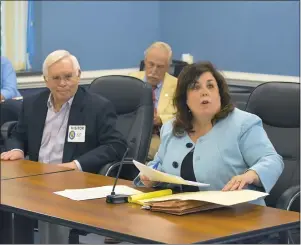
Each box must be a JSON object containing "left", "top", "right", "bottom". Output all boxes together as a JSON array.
[
  {"left": 1, "top": 1, "right": 28, "bottom": 71},
  {"left": 26, "top": 0, "right": 34, "bottom": 70}
]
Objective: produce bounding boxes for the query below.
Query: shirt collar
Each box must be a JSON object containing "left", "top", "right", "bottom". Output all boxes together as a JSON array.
[
  {"left": 156, "top": 81, "right": 163, "bottom": 89},
  {"left": 47, "top": 93, "right": 74, "bottom": 109},
  {"left": 143, "top": 75, "right": 163, "bottom": 89}
]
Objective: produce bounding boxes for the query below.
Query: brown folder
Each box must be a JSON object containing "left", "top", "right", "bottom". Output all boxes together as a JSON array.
[{"left": 144, "top": 199, "right": 225, "bottom": 215}]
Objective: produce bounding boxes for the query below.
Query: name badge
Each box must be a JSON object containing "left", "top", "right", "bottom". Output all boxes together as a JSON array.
[{"left": 68, "top": 125, "right": 86, "bottom": 142}]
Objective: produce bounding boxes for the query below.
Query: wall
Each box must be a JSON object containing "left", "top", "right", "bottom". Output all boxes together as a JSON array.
[
  {"left": 159, "top": 1, "right": 300, "bottom": 76},
  {"left": 32, "top": 1, "right": 299, "bottom": 76},
  {"left": 32, "top": 1, "right": 160, "bottom": 71}
]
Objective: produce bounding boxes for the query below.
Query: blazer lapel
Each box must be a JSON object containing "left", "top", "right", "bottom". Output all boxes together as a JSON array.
[
  {"left": 62, "top": 88, "right": 86, "bottom": 162},
  {"left": 31, "top": 91, "right": 49, "bottom": 161}
]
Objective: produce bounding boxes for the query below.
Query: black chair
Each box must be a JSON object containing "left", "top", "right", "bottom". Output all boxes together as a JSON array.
[
  {"left": 0, "top": 99, "right": 22, "bottom": 152},
  {"left": 88, "top": 75, "right": 154, "bottom": 180},
  {"left": 68, "top": 75, "right": 154, "bottom": 243},
  {"left": 245, "top": 81, "right": 300, "bottom": 243},
  {"left": 140, "top": 59, "right": 188, "bottom": 78}
]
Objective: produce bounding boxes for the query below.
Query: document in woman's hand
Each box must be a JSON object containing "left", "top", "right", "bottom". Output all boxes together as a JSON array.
[{"left": 133, "top": 160, "right": 210, "bottom": 187}]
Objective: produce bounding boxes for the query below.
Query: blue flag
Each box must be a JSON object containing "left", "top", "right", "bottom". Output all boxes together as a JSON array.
[{"left": 26, "top": 0, "right": 34, "bottom": 70}]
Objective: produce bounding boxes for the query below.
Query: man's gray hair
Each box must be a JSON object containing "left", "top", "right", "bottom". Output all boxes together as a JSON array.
[
  {"left": 43, "top": 50, "right": 81, "bottom": 76},
  {"left": 144, "top": 41, "right": 173, "bottom": 64}
]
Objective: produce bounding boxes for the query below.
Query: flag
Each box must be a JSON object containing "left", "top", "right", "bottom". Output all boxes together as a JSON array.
[{"left": 26, "top": 0, "right": 34, "bottom": 70}]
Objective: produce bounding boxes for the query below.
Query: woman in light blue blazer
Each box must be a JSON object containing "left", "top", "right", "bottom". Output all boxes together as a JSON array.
[{"left": 134, "top": 61, "right": 284, "bottom": 206}]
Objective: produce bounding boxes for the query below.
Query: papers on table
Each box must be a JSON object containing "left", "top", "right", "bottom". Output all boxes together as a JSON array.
[
  {"left": 54, "top": 185, "right": 143, "bottom": 201},
  {"left": 140, "top": 189, "right": 269, "bottom": 206},
  {"left": 132, "top": 160, "right": 209, "bottom": 187}
]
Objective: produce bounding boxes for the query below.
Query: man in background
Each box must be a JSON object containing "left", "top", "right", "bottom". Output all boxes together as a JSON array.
[
  {"left": 1, "top": 56, "right": 21, "bottom": 101},
  {"left": 129, "top": 41, "right": 178, "bottom": 161}
]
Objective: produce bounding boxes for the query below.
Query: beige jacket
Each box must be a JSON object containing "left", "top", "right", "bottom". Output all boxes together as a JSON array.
[{"left": 129, "top": 71, "right": 178, "bottom": 123}]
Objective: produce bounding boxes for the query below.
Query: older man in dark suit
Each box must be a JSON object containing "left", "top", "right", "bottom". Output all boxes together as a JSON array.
[{"left": 1, "top": 50, "right": 127, "bottom": 243}]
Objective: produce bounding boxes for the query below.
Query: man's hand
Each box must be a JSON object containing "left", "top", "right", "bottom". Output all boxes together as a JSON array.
[
  {"left": 222, "top": 170, "right": 261, "bottom": 191},
  {"left": 0, "top": 150, "right": 24, "bottom": 160},
  {"left": 57, "top": 161, "right": 78, "bottom": 170},
  {"left": 154, "top": 115, "right": 162, "bottom": 127}
]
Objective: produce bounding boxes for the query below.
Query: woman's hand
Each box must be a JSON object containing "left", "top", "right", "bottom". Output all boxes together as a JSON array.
[
  {"left": 140, "top": 174, "right": 158, "bottom": 188},
  {"left": 222, "top": 170, "right": 261, "bottom": 191}
]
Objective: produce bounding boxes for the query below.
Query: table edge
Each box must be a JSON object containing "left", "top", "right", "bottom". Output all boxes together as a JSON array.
[
  {"left": 0, "top": 204, "right": 163, "bottom": 244},
  {"left": 1, "top": 203, "right": 299, "bottom": 244},
  {"left": 195, "top": 222, "right": 300, "bottom": 244}
]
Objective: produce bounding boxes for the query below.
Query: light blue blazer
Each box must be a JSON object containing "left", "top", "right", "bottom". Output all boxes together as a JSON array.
[{"left": 134, "top": 108, "right": 284, "bottom": 206}]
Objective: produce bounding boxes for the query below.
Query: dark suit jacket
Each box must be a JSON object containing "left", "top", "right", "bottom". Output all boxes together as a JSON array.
[{"left": 7, "top": 87, "right": 128, "bottom": 173}]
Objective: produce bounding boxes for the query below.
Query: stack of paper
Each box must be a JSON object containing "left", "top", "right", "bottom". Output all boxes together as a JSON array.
[
  {"left": 130, "top": 189, "right": 269, "bottom": 215},
  {"left": 140, "top": 189, "right": 269, "bottom": 206},
  {"left": 54, "top": 185, "right": 143, "bottom": 201},
  {"left": 132, "top": 160, "right": 210, "bottom": 187}
]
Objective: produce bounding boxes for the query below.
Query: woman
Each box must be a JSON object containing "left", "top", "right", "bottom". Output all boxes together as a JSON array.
[{"left": 134, "top": 61, "right": 284, "bottom": 206}]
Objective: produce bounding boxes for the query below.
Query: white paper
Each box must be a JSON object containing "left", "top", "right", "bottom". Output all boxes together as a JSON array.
[
  {"left": 141, "top": 189, "right": 269, "bottom": 206},
  {"left": 132, "top": 160, "right": 209, "bottom": 187},
  {"left": 54, "top": 185, "right": 143, "bottom": 201}
]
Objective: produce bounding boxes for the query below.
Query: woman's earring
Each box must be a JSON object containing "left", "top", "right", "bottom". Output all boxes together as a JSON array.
[{"left": 187, "top": 104, "right": 191, "bottom": 113}]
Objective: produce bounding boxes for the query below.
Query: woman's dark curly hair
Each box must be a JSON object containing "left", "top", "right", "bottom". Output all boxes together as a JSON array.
[{"left": 172, "top": 61, "right": 235, "bottom": 137}]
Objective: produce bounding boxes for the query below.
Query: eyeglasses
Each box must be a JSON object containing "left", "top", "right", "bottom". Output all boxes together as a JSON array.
[{"left": 47, "top": 74, "right": 79, "bottom": 83}]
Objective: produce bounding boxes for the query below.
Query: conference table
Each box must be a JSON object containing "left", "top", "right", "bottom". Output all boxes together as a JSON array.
[
  {"left": 1, "top": 159, "right": 74, "bottom": 180},
  {"left": 0, "top": 160, "right": 300, "bottom": 244},
  {"left": 0, "top": 160, "right": 75, "bottom": 243}
]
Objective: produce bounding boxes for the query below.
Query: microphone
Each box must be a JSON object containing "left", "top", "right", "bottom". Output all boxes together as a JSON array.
[{"left": 106, "top": 139, "right": 135, "bottom": 204}]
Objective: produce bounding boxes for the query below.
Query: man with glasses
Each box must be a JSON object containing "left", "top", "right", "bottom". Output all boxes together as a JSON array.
[
  {"left": 129, "top": 42, "right": 178, "bottom": 161},
  {"left": 0, "top": 50, "right": 127, "bottom": 243}
]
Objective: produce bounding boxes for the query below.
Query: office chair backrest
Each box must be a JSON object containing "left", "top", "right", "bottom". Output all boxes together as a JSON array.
[
  {"left": 89, "top": 75, "right": 154, "bottom": 166},
  {"left": 0, "top": 100, "right": 22, "bottom": 152},
  {"left": 140, "top": 59, "right": 188, "bottom": 77},
  {"left": 245, "top": 82, "right": 300, "bottom": 208}
]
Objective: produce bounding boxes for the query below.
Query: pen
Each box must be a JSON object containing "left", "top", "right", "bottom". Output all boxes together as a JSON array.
[{"left": 152, "top": 161, "right": 159, "bottom": 170}]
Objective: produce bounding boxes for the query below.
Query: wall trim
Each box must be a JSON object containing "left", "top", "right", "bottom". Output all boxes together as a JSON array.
[
  {"left": 17, "top": 67, "right": 300, "bottom": 89},
  {"left": 221, "top": 70, "right": 300, "bottom": 87},
  {"left": 17, "top": 68, "right": 139, "bottom": 89}
]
